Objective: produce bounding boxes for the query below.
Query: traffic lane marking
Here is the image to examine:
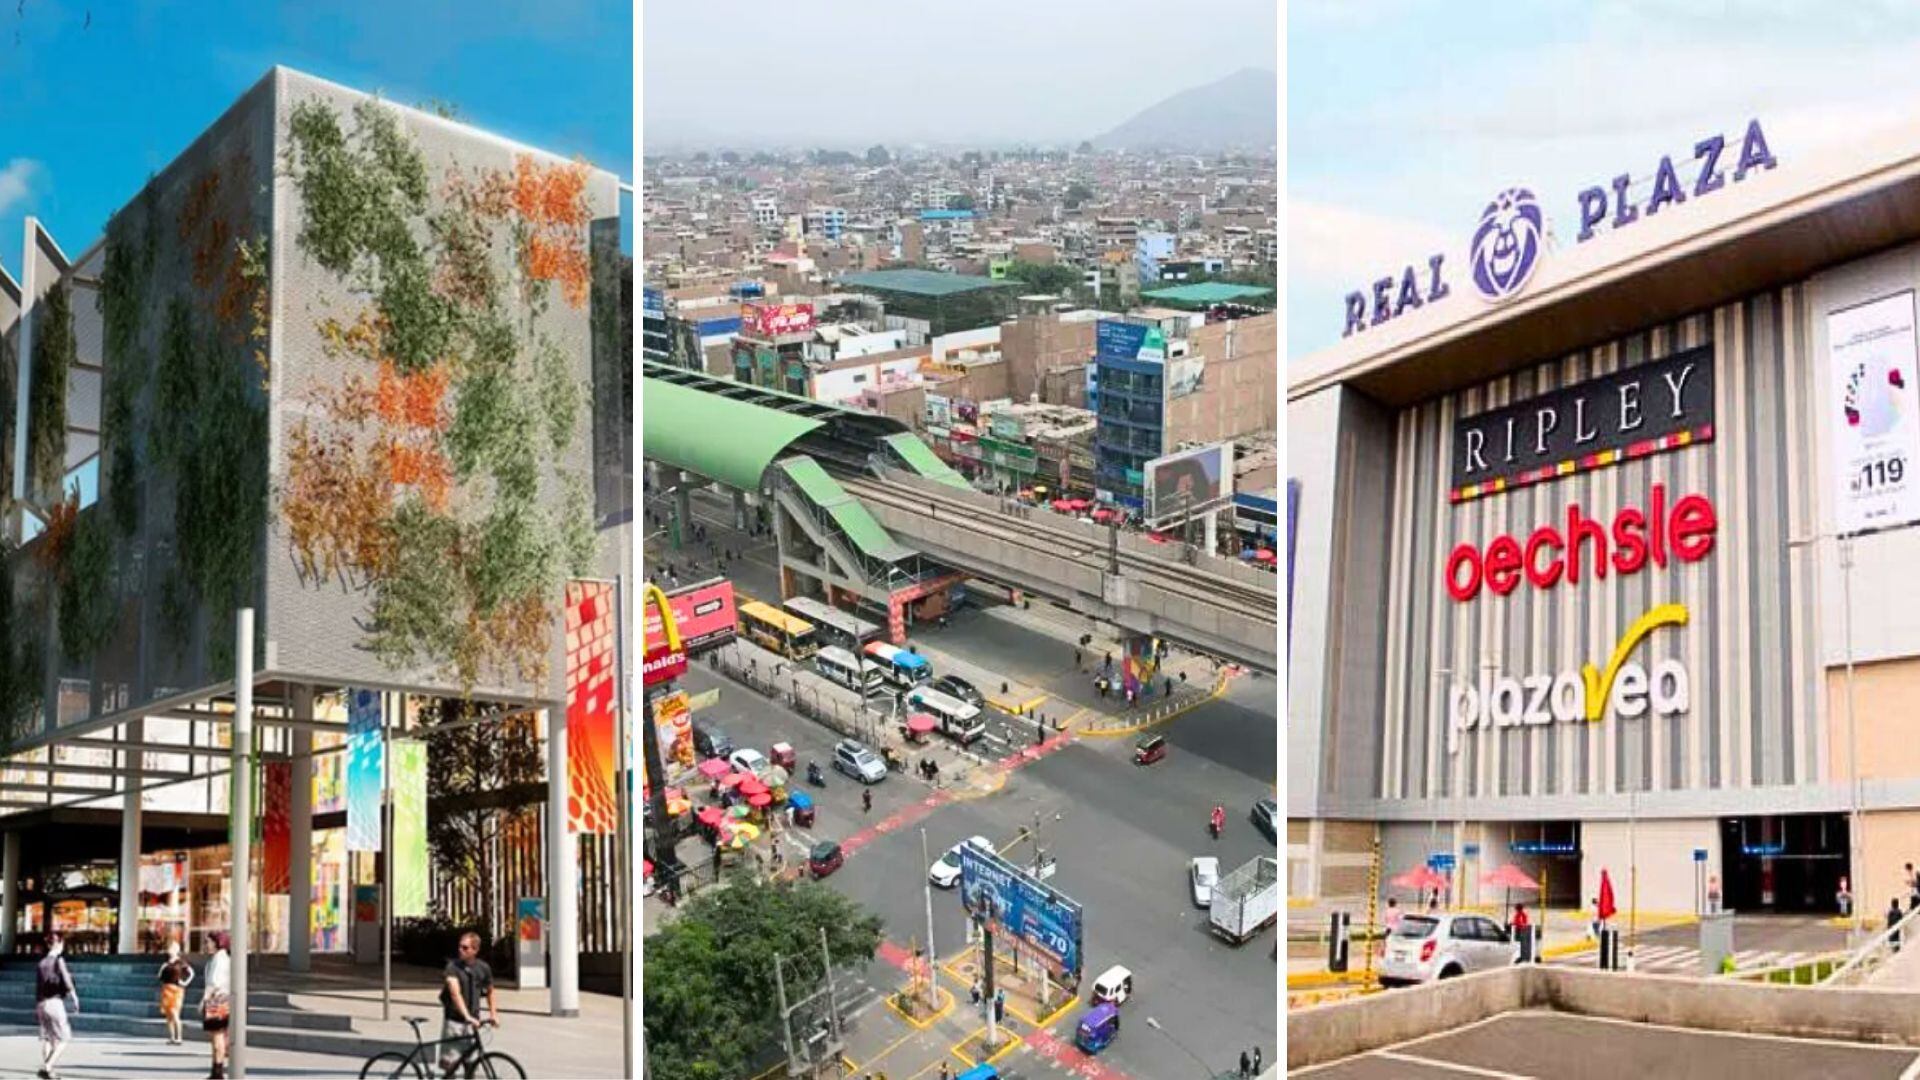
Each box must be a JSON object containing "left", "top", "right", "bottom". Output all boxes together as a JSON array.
[
  {"left": 1021, "top": 1027, "right": 1137, "bottom": 1079},
  {"left": 1373, "top": 1051, "right": 1534, "bottom": 1078}
]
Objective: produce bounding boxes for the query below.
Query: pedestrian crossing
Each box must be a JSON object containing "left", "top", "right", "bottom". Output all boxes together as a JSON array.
[{"left": 1574, "top": 943, "right": 1822, "bottom": 975}]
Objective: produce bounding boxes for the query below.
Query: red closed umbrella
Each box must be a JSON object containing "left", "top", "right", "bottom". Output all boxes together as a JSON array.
[
  {"left": 906, "top": 713, "right": 937, "bottom": 734},
  {"left": 1597, "top": 870, "right": 1618, "bottom": 922}
]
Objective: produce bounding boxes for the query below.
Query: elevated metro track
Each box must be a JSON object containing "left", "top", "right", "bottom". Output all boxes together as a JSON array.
[{"left": 841, "top": 468, "right": 1279, "bottom": 672}]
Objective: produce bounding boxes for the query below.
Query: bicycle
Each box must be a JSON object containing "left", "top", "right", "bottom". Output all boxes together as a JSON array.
[{"left": 360, "top": 1015, "right": 525, "bottom": 1079}]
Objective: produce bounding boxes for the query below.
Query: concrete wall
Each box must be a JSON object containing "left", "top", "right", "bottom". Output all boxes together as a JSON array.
[
  {"left": 1165, "top": 312, "right": 1276, "bottom": 447},
  {"left": 1580, "top": 816, "right": 1716, "bottom": 915},
  {"left": 1001, "top": 313, "right": 1096, "bottom": 406}
]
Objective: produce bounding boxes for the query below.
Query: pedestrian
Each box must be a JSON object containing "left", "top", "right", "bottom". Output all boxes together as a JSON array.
[
  {"left": 1240, "top": 1049, "right": 1252, "bottom": 1078},
  {"left": 156, "top": 938, "right": 195, "bottom": 1045},
  {"left": 940, "top": 1064, "right": 952, "bottom": 1080},
  {"left": 1073, "top": 646, "right": 1081, "bottom": 669},
  {"left": 35, "top": 931, "right": 77, "bottom": 1080},
  {"left": 1035, "top": 720, "right": 1046, "bottom": 746},
  {"left": 440, "top": 931, "right": 499, "bottom": 1077},
  {"left": 1165, "top": 676, "right": 1173, "bottom": 698},
  {"left": 863, "top": 788, "right": 873, "bottom": 814},
  {"left": 1511, "top": 904, "right": 1531, "bottom": 953},
  {"left": 1253, "top": 1046, "right": 1262, "bottom": 1074},
  {"left": 1892, "top": 898, "right": 1905, "bottom": 952},
  {"left": 202, "top": 931, "right": 233, "bottom": 1079},
  {"left": 970, "top": 978, "right": 982, "bottom": 1007}
]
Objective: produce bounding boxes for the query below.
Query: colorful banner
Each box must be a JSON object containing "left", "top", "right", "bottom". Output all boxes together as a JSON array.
[
  {"left": 346, "top": 690, "right": 384, "bottom": 852},
  {"left": 262, "top": 762, "right": 291, "bottom": 895},
  {"left": 654, "top": 691, "right": 693, "bottom": 770},
  {"left": 1829, "top": 292, "right": 1920, "bottom": 535},
  {"left": 566, "top": 580, "right": 618, "bottom": 835},
  {"left": 391, "top": 741, "right": 428, "bottom": 918}
]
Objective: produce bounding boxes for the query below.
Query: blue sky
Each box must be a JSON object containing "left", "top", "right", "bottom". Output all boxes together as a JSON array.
[
  {"left": 1, "top": 0, "right": 631, "bottom": 279},
  {"left": 1289, "top": 0, "right": 1920, "bottom": 358}
]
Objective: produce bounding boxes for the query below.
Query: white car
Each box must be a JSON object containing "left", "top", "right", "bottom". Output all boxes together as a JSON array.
[
  {"left": 1379, "top": 912, "right": 1518, "bottom": 987},
  {"left": 929, "top": 836, "right": 995, "bottom": 888},
  {"left": 728, "top": 749, "right": 770, "bottom": 780},
  {"left": 1189, "top": 856, "right": 1220, "bottom": 907}
]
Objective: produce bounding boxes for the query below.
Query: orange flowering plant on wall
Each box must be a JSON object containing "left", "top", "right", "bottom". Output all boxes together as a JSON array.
[{"left": 281, "top": 97, "right": 595, "bottom": 691}]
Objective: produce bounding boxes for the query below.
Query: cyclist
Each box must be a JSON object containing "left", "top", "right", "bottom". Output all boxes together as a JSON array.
[{"left": 440, "top": 932, "right": 499, "bottom": 1077}]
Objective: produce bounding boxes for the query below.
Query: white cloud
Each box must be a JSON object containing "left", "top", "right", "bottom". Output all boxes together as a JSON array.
[
  {"left": 1289, "top": 198, "right": 1455, "bottom": 295},
  {"left": 0, "top": 159, "right": 42, "bottom": 216}
]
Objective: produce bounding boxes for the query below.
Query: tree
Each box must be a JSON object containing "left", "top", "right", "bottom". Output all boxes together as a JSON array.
[
  {"left": 1007, "top": 260, "right": 1080, "bottom": 295},
  {"left": 692, "top": 151, "right": 710, "bottom": 164},
  {"left": 27, "top": 280, "right": 74, "bottom": 504},
  {"left": 1077, "top": 140, "right": 1094, "bottom": 155},
  {"left": 948, "top": 193, "right": 975, "bottom": 211},
  {"left": 865, "top": 144, "right": 890, "bottom": 166},
  {"left": 719, "top": 150, "right": 740, "bottom": 165},
  {"left": 644, "top": 877, "right": 884, "bottom": 1078},
  {"left": 1064, "top": 181, "right": 1094, "bottom": 210},
  {"left": 420, "top": 697, "right": 545, "bottom": 938}
]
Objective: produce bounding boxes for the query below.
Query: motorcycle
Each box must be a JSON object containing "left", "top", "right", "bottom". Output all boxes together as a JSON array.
[
  {"left": 806, "top": 762, "right": 826, "bottom": 787},
  {"left": 1209, "top": 807, "right": 1225, "bottom": 841}
]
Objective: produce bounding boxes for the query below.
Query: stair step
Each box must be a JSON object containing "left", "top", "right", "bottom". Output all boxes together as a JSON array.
[{"left": 0, "top": 1007, "right": 402, "bottom": 1058}]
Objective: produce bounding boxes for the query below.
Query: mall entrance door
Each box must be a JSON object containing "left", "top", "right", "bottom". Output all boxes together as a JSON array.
[{"left": 1719, "top": 814, "right": 1849, "bottom": 913}]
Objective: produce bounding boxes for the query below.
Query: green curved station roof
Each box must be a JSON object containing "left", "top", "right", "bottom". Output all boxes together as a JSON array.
[{"left": 643, "top": 376, "right": 824, "bottom": 491}]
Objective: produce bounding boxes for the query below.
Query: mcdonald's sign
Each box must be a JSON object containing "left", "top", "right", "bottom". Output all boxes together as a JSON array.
[{"left": 642, "top": 581, "right": 689, "bottom": 686}]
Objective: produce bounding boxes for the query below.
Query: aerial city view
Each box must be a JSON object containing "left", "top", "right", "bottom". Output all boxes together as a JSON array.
[
  {"left": 1289, "top": 4, "right": 1920, "bottom": 1078},
  {"left": 639, "top": 2, "right": 1279, "bottom": 1077}
]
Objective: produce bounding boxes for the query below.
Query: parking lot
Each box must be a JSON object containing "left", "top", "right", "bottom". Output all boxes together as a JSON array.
[{"left": 1294, "top": 1011, "right": 1920, "bottom": 1079}]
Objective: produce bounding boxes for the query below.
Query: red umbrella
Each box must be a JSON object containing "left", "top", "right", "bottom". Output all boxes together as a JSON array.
[
  {"left": 906, "top": 713, "right": 937, "bottom": 734},
  {"left": 1050, "top": 499, "right": 1074, "bottom": 512},
  {"left": 738, "top": 777, "right": 769, "bottom": 797},
  {"left": 1389, "top": 866, "right": 1449, "bottom": 895},
  {"left": 1145, "top": 532, "right": 1169, "bottom": 544},
  {"left": 748, "top": 792, "right": 773, "bottom": 809},
  {"left": 695, "top": 806, "right": 725, "bottom": 826},
  {"left": 1597, "top": 870, "right": 1618, "bottom": 922},
  {"left": 697, "top": 758, "right": 731, "bottom": 779},
  {"left": 719, "top": 772, "right": 750, "bottom": 790},
  {"left": 1482, "top": 864, "right": 1541, "bottom": 923},
  {"left": 1254, "top": 549, "right": 1276, "bottom": 563}
]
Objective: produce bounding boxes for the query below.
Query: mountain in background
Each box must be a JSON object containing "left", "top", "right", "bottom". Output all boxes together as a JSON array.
[{"left": 1092, "top": 67, "right": 1277, "bottom": 152}]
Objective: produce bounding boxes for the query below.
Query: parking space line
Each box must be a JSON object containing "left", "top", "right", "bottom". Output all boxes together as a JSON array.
[
  {"left": 1900, "top": 1052, "right": 1920, "bottom": 1080},
  {"left": 1544, "top": 1010, "right": 1920, "bottom": 1053},
  {"left": 1374, "top": 1050, "right": 1536, "bottom": 1078}
]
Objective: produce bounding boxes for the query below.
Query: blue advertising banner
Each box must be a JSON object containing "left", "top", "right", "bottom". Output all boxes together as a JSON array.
[
  {"left": 346, "top": 690, "right": 384, "bottom": 852},
  {"left": 1095, "top": 319, "right": 1147, "bottom": 361},
  {"left": 959, "top": 842, "right": 1085, "bottom": 976},
  {"left": 641, "top": 286, "right": 665, "bottom": 320}
]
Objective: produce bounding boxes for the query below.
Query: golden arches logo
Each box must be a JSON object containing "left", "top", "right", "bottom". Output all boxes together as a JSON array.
[{"left": 643, "top": 581, "right": 684, "bottom": 654}]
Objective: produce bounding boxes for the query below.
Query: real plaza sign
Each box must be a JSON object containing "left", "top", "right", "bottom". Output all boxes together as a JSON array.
[{"left": 1345, "top": 121, "right": 1779, "bottom": 337}]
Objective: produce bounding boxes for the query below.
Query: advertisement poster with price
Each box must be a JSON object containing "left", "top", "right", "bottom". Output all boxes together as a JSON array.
[
  {"left": 959, "top": 842, "right": 1084, "bottom": 976},
  {"left": 1830, "top": 291, "right": 1920, "bottom": 535}
]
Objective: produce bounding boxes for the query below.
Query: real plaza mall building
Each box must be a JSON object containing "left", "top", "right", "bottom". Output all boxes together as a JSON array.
[{"left": 1289, "top": 117, "right": 1920, "bottom": 920}]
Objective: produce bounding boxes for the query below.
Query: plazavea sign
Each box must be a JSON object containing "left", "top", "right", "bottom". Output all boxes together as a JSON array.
[
  {"left": 1448, "top": 604, "right": 1690, "bottom": 754},
  {"left": 1451, "top": 346, "right": 1715, "bottom": 501},
  {"left": 1344, "top": 121, "right": 1778, "bottom": 337}
]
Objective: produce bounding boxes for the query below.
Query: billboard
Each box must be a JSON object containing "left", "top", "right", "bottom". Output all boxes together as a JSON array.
[
  {"left": 653, "top": 690, "right": 695, "bottom": 769},
  {"left": 1145, "top": 442, "right": 1233, "bottom": 524},
  {"left": 650, "top": 578, "right": 737, "bottom": 655},
  {"left": 642, "top": 286, "right": 665, "bottom": 320},
  {"left": 925, "top": 393, "right": 952, "bottom": 427},
  {"left": 742, "top": 301, "right": 816, "bottom": 338},
  {"left": 565, "top": 580, "right": 619, "bottom": 835},
  {"left": 1096, "top": 319, "right": 1167, "bottom": 362},
  {"left": 1829, "top": 292, "right": 1920, "bottom": 536},
  {"left": 959, "top": 842, "right": 1085, "bottom": 976}
]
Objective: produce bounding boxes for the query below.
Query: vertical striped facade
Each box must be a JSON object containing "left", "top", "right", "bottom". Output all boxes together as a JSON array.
[{"left": 1376, "top": 289, "right": 1823, "bottom": 812}]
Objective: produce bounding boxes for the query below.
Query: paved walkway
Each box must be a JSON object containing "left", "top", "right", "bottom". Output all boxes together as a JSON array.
[{"left": 0, "top": 1027, "right": 359, "bottom": 1078}]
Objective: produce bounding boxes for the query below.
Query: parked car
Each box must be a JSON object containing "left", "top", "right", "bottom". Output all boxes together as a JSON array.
[
  {"left": 694, "top": 723, "right": 734, "bottom": 759},
  {"left": 728, "top": 748, "right": 770, "bottom": 780},
  {"left": 929, "top": 836, "right": 995, "bottom": 888},
  {"left": 1133, "top": 734, "right": 1167, "bottom": 765},
  {"left": 1189, "top": 856, "right": 1220, "bottom": 907},
  {"left": 1251, "top": 797, "right": 1277, "bottom": 844},
  {"left": 832, "top": 739, "right": 887, "bottom": 784},
  {"left": 1378, "top": 913, "right": 1517, "bottom": 987},
  {"left": 1090, "top": 965, "right": 1133, "bottom": 1007},
  {"left": 932, "top": 675, "right": 985, "bottom": 708}
]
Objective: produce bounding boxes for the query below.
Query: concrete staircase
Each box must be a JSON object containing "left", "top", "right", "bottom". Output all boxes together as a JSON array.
[{"left": 0, "top": 955, "right": 413, "bottom": 1058}]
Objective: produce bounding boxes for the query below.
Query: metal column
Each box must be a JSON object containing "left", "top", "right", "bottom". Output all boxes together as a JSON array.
[
  {"left": 546, "top": 707, "right": 580, "bottom": 1016},
  {"left": 1, "top": 831, "right": 18, "bottom": 954},
  {"left": 289, "top": 695, "right": 314, "bottom": 973},
  {"left": 230, "top": 608, "right": 255, "bottom": 1079},
  {"left": 117, "top": 719, "right": 143, "bottom": 954}
]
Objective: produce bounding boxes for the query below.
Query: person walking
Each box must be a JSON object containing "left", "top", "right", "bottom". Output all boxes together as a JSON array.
[
  {"left": 157, "top": 939, "right": 195, "bottom": 1045},
  {"left": 1252, "top": 1046, "right": 1263, "bottom": 1074},
  {"left": 202, "top": 931, "right": 233, "bottom": 1079},
  {"left": 1891, "top": 897, "right": 1906, "bottom": 952},
  {"left": 35, "top": 932, "right": 77, "bottom": 1080},
  {"left": 1240, "top": 1049, "right": 1252, "bottom": 1077},
  {"left": 862, "top": 788, "right": 873, "bottom": 815},
  {"left": 440, "top": 931, "right": 500, "bottom": 1077}
]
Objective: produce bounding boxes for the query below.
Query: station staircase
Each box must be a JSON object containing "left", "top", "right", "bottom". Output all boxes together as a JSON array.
[{"left": 0, "top": 954, "right": 409, "bottom": 1058}]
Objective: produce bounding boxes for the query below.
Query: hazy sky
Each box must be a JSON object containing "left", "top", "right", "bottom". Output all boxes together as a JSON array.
[
  {"left": 642, "top": 0, "right": 1276, "bottom": 149},
  {"left": 1290, "top": 0, "right": 1920, "bottom": 358}
]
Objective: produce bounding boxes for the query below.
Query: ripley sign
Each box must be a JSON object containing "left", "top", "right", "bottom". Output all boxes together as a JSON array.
[
  {"left": 1448, "top": 603, "right": 1690, "bottom": 754},
  {"left": 1451, "top": 346, "right": 1715, "bottom": 501}
]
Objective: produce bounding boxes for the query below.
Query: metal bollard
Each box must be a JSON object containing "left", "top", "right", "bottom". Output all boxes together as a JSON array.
[{"left": 1328, "top": 911, "right": 1351, "bottom": 973}]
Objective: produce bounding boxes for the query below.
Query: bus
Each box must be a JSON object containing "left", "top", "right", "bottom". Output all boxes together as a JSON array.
[
  {"left": 738, "top": 601, "right": 817, "bottom": 659},
  {"left": 815, "top": 646, "right": 885, "bottom": 695},
  {"left": 783, "top": 596, "right": 881, "bottom": 651},
  {"left": 907, "top": 686, "right": 986, "bottom": 745},
  {"left": 863, "top": 641, "right": 932, "bottom": 689}
]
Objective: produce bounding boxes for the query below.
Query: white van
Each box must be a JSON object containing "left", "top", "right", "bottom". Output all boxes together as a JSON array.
[
  {"left": 816, "top": 646, "right": 883, "bottom": 695},
  {"left": 907, "top": 686, "right": 986, "bottom": 745}
]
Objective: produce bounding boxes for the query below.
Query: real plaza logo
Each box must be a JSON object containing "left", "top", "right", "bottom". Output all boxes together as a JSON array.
[{"left": 1447, "top": 603, "right": 1690, "bottom": 754}]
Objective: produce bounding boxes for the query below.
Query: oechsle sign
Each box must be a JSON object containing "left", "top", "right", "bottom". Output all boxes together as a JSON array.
[{"left": 1444, "top": 484, "right": 1717, "bottom": 602}]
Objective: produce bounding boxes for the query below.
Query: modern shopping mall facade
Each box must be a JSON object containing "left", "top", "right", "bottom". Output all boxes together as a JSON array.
[{"left": 1290, "top": 118, "right": 1920, "bottom": 920}]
